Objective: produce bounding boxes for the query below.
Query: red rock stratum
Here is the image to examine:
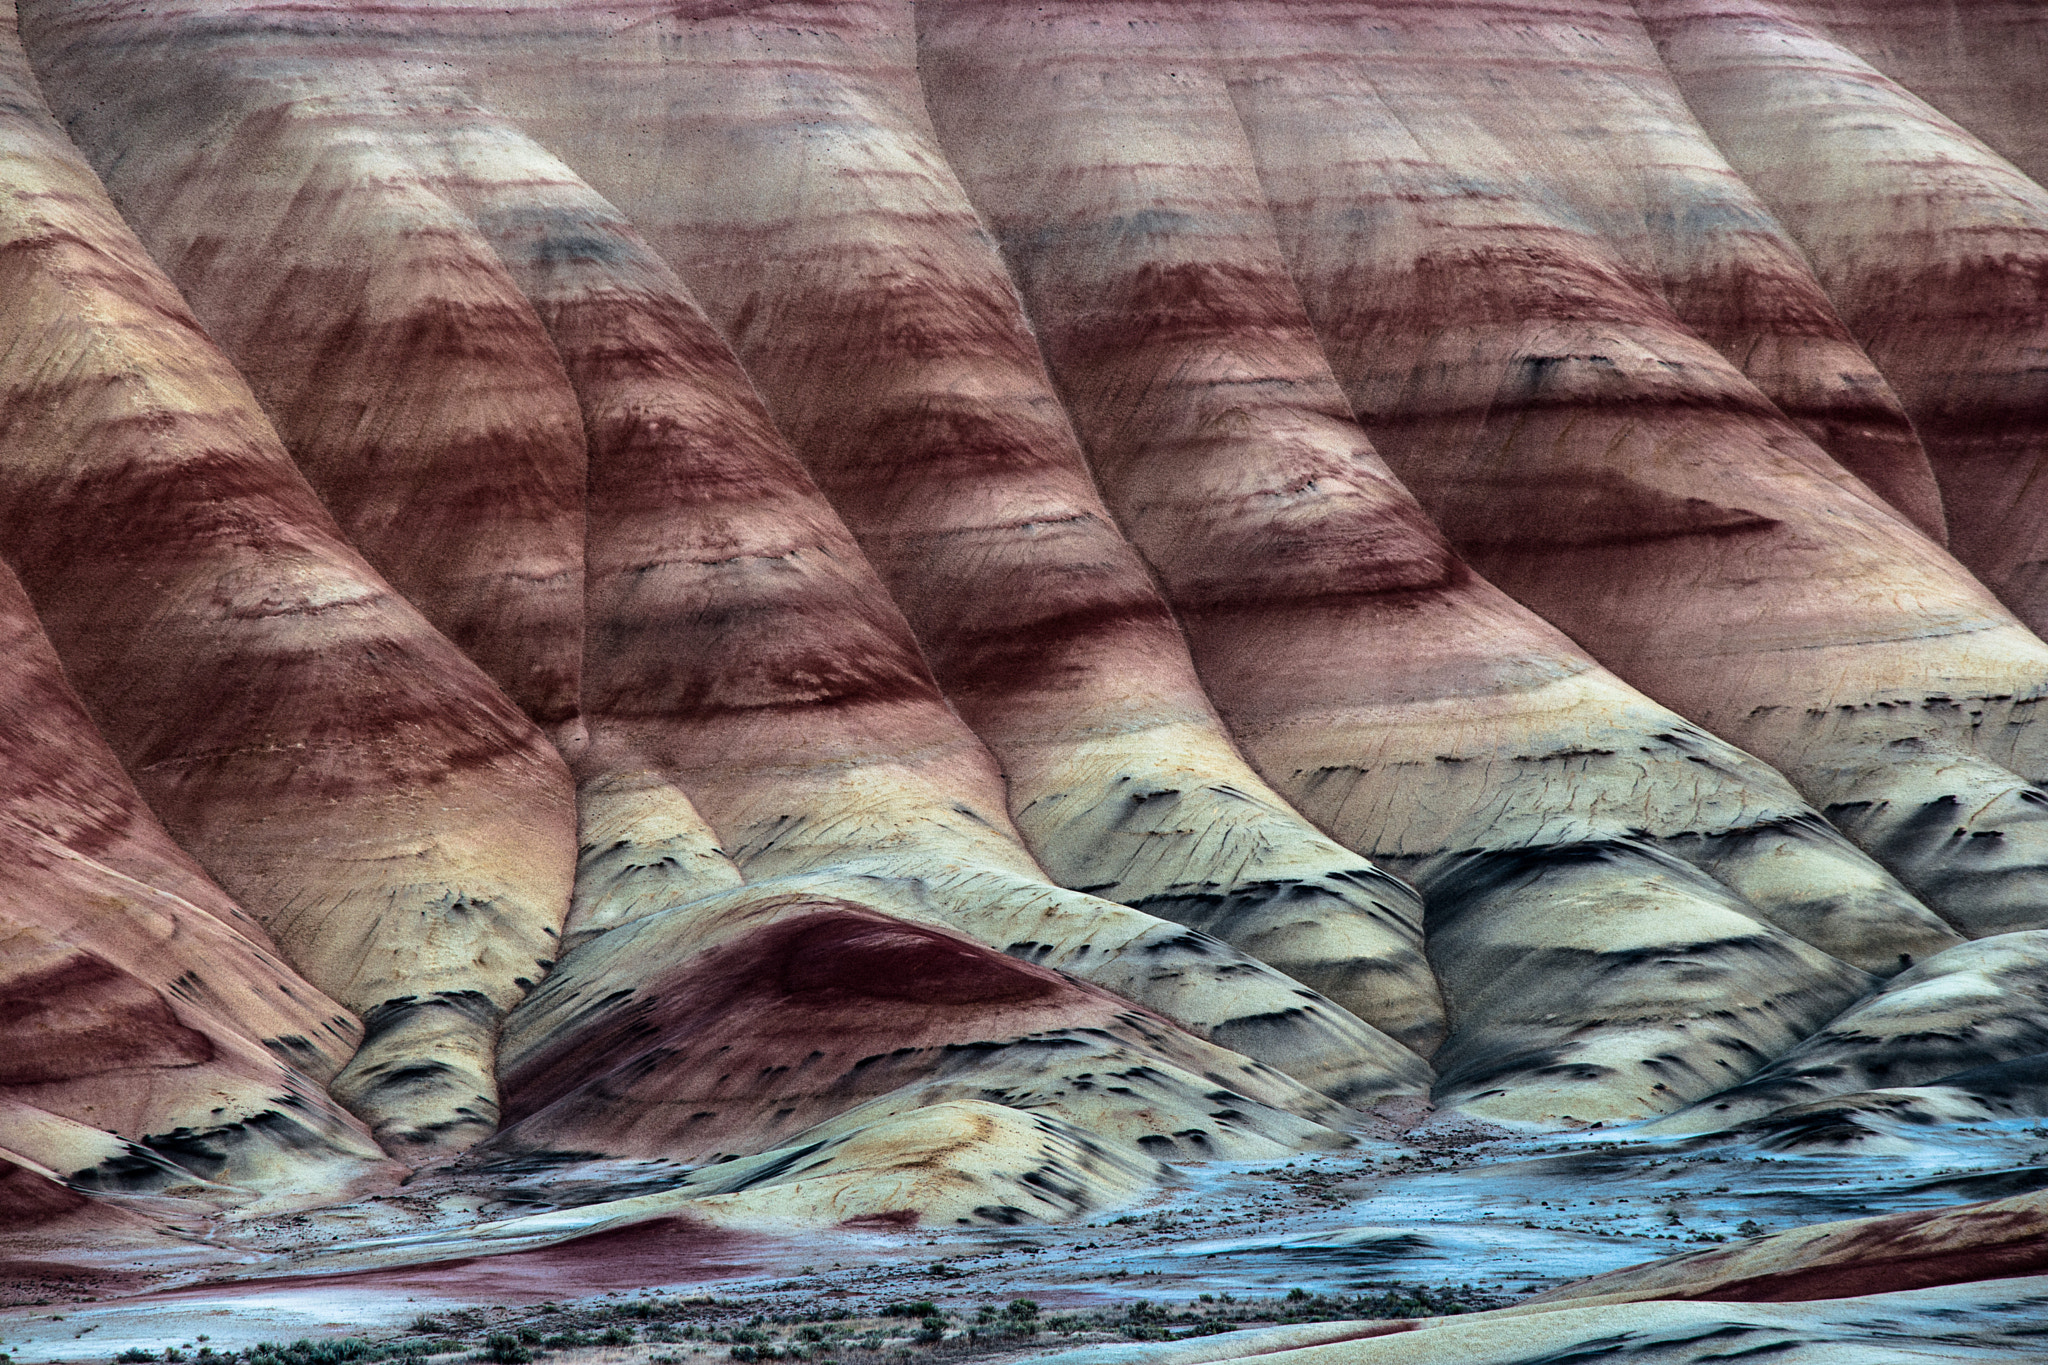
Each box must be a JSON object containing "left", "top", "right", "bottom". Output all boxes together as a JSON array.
[{"left": 2, "top": 0, "right": 2047, "bottom": 1348}]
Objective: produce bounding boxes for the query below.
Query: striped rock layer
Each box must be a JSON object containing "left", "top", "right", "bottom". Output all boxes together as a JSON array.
[
  {"left": 19, "top": 23, "right": 1428, "bottom": 1114},
  {"left": 354, "top": 0, "right": 1451, "bottom": 1056},
  {"left": 0, "top": 3, "right": 577, "bottom": 1160},
  {"left": 8, "top": 2, "right": 1439, "bottom": 1228},
  {"left": 1642, "top": 1, "right": 2048, "bottom": 647},
  {"left": 1647, "top": 930, "right": 2048, "bottom": 1139},
  {"left": 1, "top": 0, "right": 2047, "bottom": 1243},
  {"left": 0, "top": 557, "right": 396, "bottom": 1212},
  {"left": 1203, "top": 0, "right": 2048, "bottom": 947},
  {"left": 489, "top": 897, "right": 1354, "bottom": 1166},
  {"left": 0, "top": 23, "right": 386, "bottom": 1199},
  {"left": 917, "top": 0, "right": 1944, "bottom": 1123}
]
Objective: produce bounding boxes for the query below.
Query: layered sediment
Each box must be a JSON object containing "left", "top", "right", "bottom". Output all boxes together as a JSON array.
[
  {"left": 370, "top": 0, "right": 1453, "bottom": 1059},
  {"left": 1642, "top": 0, "right": 2048, "bottom": 671},
  {"left": 3, "top": 0, "right": 2048, "bottom": 1296},
  {"left": 17, "top": 11, "right": 1426, "bottom": 1180},
  {"left": 1209, "top": 0, "right": 2048, "bottom": 945},
  {"left": 0, "top": 561, "right": 395, "bottom": 1209},
  {"left": 917, "top": 0, "right": 1935, "bottom": 1122},
  {"left": 0, "top": 5, "right": 576, "bottom": 1159}
]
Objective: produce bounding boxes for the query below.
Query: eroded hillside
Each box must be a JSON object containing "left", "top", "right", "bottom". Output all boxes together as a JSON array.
[{"left": 3, "top": 1, "right": 2047, "bottom": 1358}]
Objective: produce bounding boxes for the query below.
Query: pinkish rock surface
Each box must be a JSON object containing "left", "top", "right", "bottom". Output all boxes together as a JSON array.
[{"left": 1, "top": 0, "right": 2046, "bottom": 1349}]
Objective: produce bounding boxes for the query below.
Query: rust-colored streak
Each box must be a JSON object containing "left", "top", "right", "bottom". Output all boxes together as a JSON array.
[
  {"left": 0, "top": 1160, "right": 91, "bottom": 1229},
  {"left": 1700, "top": 1239, "right": 2048, "bottom": 1302},
  {"left": 1539, "top": 1191, "right": 2048, "bottom": 1306},
  {"left": 545, "top": 260, "right": 976, "bottom": 758},
  {"left": 1055, "top": 260, "right": 1343, "bottom": 362},
  {"left": 0, "top": 952, "right": 215, "bottom": 1085},
  {"left": 209, "top": 1217, "right": 778, "bottom": 1303},
  {"left": 0, "top": 8, "right": 574, "bottom": 1157},
  {"left": 499, "top": 904, "right": 1084, "bottom": 1130}
]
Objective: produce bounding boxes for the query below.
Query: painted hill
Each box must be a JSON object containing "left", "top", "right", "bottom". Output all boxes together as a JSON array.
[{"left": 2, "top": 0, "right": 2046, "bottom": 1354}]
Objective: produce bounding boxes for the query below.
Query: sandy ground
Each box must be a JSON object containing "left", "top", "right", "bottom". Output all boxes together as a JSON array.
[{"left": 5, "top": 1110, "right": 2047, "bottom": 1363}]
